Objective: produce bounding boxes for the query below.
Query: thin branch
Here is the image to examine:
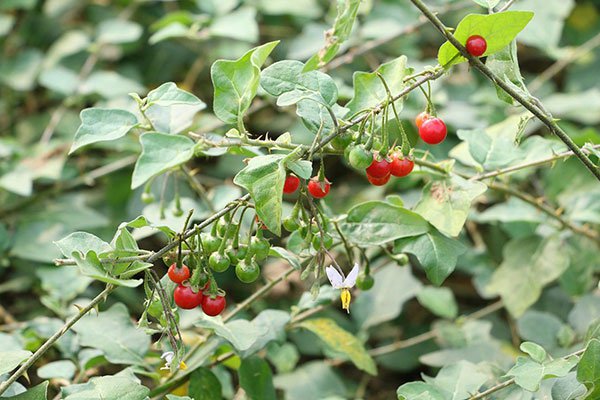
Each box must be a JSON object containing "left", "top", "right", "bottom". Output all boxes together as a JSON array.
[
  {"left": 529, "top": 31, "right": 600, "bottom": 92},
  {"left": 0, "top": 285, "right": 114, "bottom": 396},
  {"left": 469, "top": 144, "right": 600, "bottom": 180},
  {"left": 408, "top": 0, "right": 600, "bottom": 181},
  {"left": 487, "top": 181, "right": 600, "bottom": 243}
]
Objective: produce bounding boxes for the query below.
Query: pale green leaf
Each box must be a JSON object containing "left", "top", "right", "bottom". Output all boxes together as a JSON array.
[
  {"left": 131, "top": 132, "right": 195, "bottom": 189},
  {"left": 487, "top": 235, "right": 570, "bottom": 317},
  {"left": 146, "top": 82, "right": 205, "bottom": 108},
  {"left": 416, "top": 287, "right": 458, "bottom": 319},
  {"left": 69, "top": 108, "right": 139, "bottom": 154},
  {"left": 233, "top": 154, "right": 286, "bottom": 235},
  {"left": 72, "top": 303, "right": 150, "bottom": 365},
  {"left": 304, "top": 0, "right": 361, "bottom": 71},
  {"left": 345, "top": 56, "right": 410, "bottom": 116},
  {"left": 0, "top": 350, "right": 32, "bottom": 375},
  {"left": 298, "top": 318, "right": 377, "bottom": 375},
  {"left": 96, "top": 19, "right": 142, "bottom": 44},
  {"left": 211, "top": 41, "right": 278, "bottom": 125},
  {"left": 414, "top": 175, "right": 487, "bottom": 237}
]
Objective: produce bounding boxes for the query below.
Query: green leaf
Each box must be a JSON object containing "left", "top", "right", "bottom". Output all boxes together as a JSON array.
[
  {"left": 268, "top": 247, "right": 301, "bottom": 270},
  {"left": 0, "top": 48, "right": 42, "bottom": 91},
  {"left": 507, "top": 355, "right": 578, "bottom": 391},
  {"left": 457, "top": 127, "right": 521, "bottom": 170},
  {"left": 96, "top": 19, "right": 142, "bottom": 44},
  {"left": 304, "top": 0, "right": 361, "bottom": 71},
  {"left": 211, "top": 41, "right": 278, "bottom": 126},
  {"left": 414, "top": 175, "right": 487, "bottom": 237},
  {"left": 395, "top": 229, "right": 466, "bottom": 285},
  {"left": 397, "top": 382, "right": 445, "bottom": 400},
  {"left": 511, "top": 0, "right": 575, "bottom": 50},
  {"left": 274, "top": 362, "right": 346, "bottom": 400},
  {"left": 239, "top": 356, "right": 277, "bottom": 400},
  {"left": 486, "top": 235, "right": 570, "bottom": 317},
  {"left": 438, "top": 11, "right": 534, "bottom": 68},
  {"left": 37, "top": 360, "right": 76, "bottom": 380},
  {"left": 241, "top": 310, "right": 290, "bottom": 357},
  {"left": 55, "top": 231, "right": 112, "bottom": 258},
  {"left": 339, "top": 201, "right": 429, "bottom": 246},
  {"left": 0, "top": 350, "right": 32, "bottom": 375},
  {"left": 260, "top": 60, "right": 338, "bottom": 134},
  {"left": 188, "top": 368, "right": 222, "bottom": 400},
  {"left": 298, "top": 318, "right": 377, "bottom": 375},
  {"left": 471, "top": 0, "right": 501, "bottom": 8},
  {"left": 209, "top": 7, "right": 258, "bottom": 43},
  {"left": 2, "top": 382, "right": 49, "bottom": 400},
  {"left": 69, "top": 108, "right": 139, "bottom": 154},
  {"left": 552, "top": 372, "right": 587, "bottom": 400},
  {"left": 146, "top": 82, "right": 205, "bottom": 108},
  {"left": 486, "top": 40, "right": 530, "bottom": 105},
  {"left": 577, "top": 339, "right": 600, "bottom": 397},
  {"left": 195, "top": 317, "right": 266, "bottom": 351},
  {"left": 72, "top": 303, "right": 150, "bottom": 365},
  {"left": 520, "top": 342, "right": 547, "bottom": 363},
  {"left": 131, "top": 132, "right": 195, "bottom": 189},
  {"left": 416, "top": 287, "right": 458, "bottom": 319},
  {"left": 345, "top": 55, "right": 410, "bottom": 116},
  {"left": 353, "top": 264, "right": 422, "bottom": 329},
  {"left": 62, "top": 374, "right": 149, "bottom": 400},
  {"left": 233, "top": 154, "right": 286, "bottom": 235},
  {"left": 433, "top": 361, "right": 489, "bottom": 400}
]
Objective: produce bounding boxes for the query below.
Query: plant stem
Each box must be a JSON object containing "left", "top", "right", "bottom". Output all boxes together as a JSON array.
[
  {"left": 408, "top": 0, "right": 600, "bottom": 181},
  {"left": 0, "top": 285, "right": 114, "bottom": 396},
  {"left": 469, "top": 144, "right": 600, "bottom": 180}
]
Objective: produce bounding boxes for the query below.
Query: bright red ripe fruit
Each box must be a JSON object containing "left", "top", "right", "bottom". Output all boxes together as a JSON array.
[
  {"left": 202, "top": 295, "right": 226, "bottom": 316},
  {"left": 283, "top": 174, "right": 300, "bottom": 194},
  {"left": 415, "top": 111, "right": 430, "bottom": 129},
  {"left": 167, "top": 263, "right": 190, "bottom": 284},
  {"left": 307, "top": 177, "right": 330, "bottom": 199},
  {"left": 466, "top": 35, "right": 487, "bottom": 57},
  {"left": 366, "top": 155, "right": 391, "bottom": 178},
  {"left": 419, "top": 118, "right": 447, "bottom": 145},
  {"left": 173, "top": 285, "right": 203, "bottom": 309},
  {"left": 390, "top": 155, "right": 414, "bottom": 177},
  {"left": 367, "top": 173, "right": 391, "bottom": 186}
]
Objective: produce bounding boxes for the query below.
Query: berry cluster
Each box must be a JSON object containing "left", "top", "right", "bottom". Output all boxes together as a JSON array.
[{"left": 168, "top": 263, "right": 226, "bottom": 316}]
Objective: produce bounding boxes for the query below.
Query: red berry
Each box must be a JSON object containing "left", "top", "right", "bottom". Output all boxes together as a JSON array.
[
  {"left": 367, "top": 173, "right": 391, "bottom": 186},
  {"left": 366, "top": 155, "right": 391, "bottom": 178},
  {"left": 173, "top": 285, "right": 203, "bottom": 309},
  {"left": 419, "top": 118, "right": 447, "bottom": 145},
  {"left": 466, "top": 35, "right": 487, "bottom": 57},
  {"left": 307, "top": 177, "right": 330, "bottom": 199},
  {"left": 283, "top": 174, "right": 300, "bottom": 194},
  {"left": 415, "top": 111, "right": 430, "bottom": 129},
  {"left": 167, "top": 263, "right": 190, "bottom": 284},
  {"left": 201, "top": 295, "right": 226, "bottom": 316},
  {"left": 390, "top": 155, "right": 414, "bottom": 177}
]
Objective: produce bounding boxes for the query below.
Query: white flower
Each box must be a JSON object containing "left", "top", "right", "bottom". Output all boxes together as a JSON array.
[
  {"left": 160, "top": 351, "right": 187, "bottom": 371},
  {"left": 160, "top": 351, "right": 175, "bottom": 370},
  {"left": 325, "top": 263, "right": 359, "bottom": 313}
]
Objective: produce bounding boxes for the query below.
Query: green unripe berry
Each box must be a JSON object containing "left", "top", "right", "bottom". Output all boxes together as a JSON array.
[
  {"left": 349, "top": 145, "right": 373, "bottom": 169},
  {"left": 249, "top": 237, "right": 270, "bottom": 260},
  {"left": 235, "top": 259, "right": 261, "bottom": 283},
  {"left": 356, "top": 273, "right": 374, "bottom": 290},
  {"left": 209, "top": 252, "right": 231, "bottom": 272},
  {"left": 141, "top": 192, "right": 155, "bottom": 204}
]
